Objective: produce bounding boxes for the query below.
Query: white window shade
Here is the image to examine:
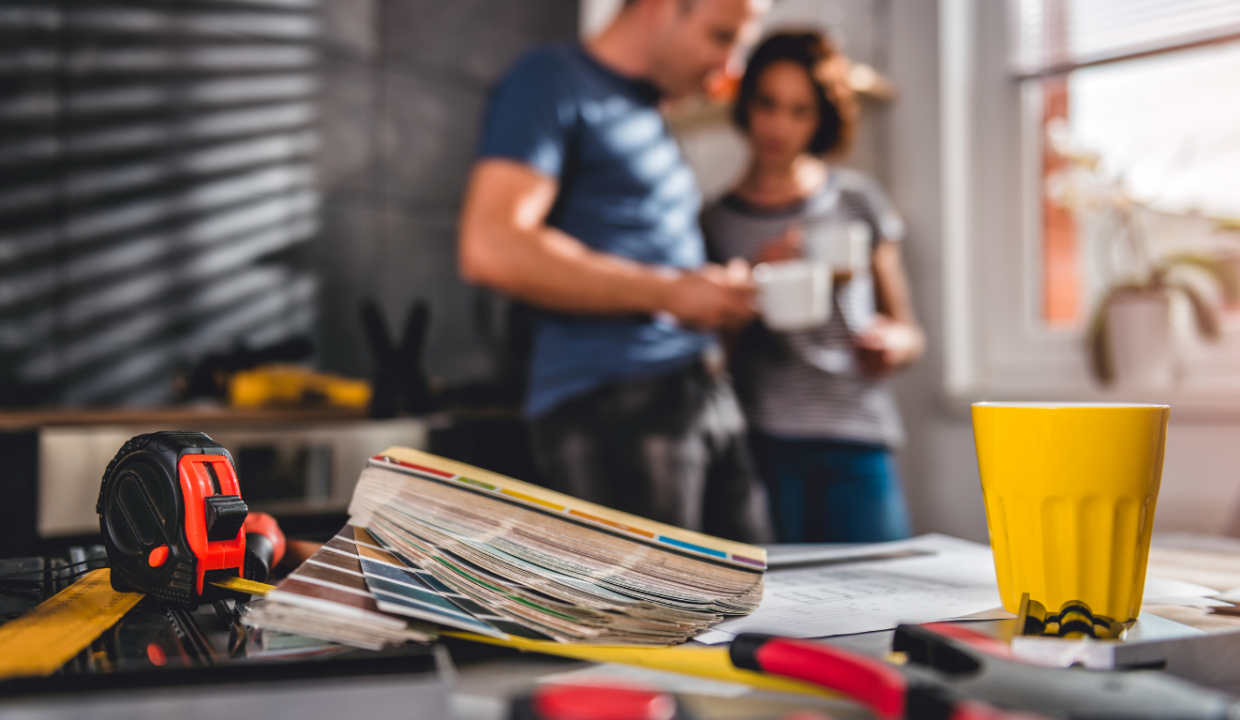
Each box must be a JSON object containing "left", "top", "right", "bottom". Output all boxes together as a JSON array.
[{"left": 1013, "top": 0, "right": 1240, "bottom": 77}]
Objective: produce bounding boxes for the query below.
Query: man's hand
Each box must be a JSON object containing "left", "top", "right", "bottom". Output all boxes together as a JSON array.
[
  {"left": 855, "top": 315, "right": 924, "bottom": 376},
  {"left": 662, "top": 258, "right": 757, "bottom": 331}
]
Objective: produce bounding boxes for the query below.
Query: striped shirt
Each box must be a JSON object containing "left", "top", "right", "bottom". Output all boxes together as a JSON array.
[{"left": 702, "top": 167, "right": 907, "bottom": 448}]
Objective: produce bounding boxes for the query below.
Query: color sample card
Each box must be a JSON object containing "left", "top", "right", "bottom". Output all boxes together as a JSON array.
[
  {"left": 248, "top": 527, "right": 435, "bottom": 650},
  {"left": 248, "top": 447, "right": 769, "bottom": 650},
  {"left": 352, "top": 527, "right": 517, "bottom": 639},
  {"left": 347, "top": 449, "right": 766, "bottom": 645}
]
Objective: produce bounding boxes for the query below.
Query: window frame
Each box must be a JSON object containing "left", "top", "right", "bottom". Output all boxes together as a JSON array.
[{"left": 939, "top": 0, "right": 1240, "bottom": 417}]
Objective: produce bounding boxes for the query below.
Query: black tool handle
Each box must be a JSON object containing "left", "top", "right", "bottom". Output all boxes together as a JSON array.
[{"left": 894, "top": 623, "right": 1240, "bottom": 720}]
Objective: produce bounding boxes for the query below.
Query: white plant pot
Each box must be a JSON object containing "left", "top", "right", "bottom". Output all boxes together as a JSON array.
[{"left": 1105, "top": 290, "right": 1175, "bottom": 390}]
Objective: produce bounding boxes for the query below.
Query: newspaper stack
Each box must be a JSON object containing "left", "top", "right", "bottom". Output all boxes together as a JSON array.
[{"left": 250, "top": 447, "right": 766, "bottom": 648}]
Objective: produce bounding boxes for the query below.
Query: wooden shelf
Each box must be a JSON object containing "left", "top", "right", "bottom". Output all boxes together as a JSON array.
[{"left": 0, "top": 405, "right": 370, "bottom": 431}]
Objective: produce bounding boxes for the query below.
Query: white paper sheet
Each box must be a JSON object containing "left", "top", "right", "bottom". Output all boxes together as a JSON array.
[
  {"left": 1141, "top": 576, "right": 1220, "bottom": 606},
  {"left": 695, "top": 534, "right": 1003, "bottom": 644},
  {"left": 764, "top": 541, "right": 928, "bottom": 569}
]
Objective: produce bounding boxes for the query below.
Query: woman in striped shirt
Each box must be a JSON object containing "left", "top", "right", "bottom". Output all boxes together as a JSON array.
[{"left": 702, "top": 32, "right": 924, "bottom": 543}]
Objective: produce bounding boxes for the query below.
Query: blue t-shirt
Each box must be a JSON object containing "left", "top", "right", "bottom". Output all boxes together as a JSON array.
[{"left": 477, "top": 43, "right": 713, "bottom": 417}]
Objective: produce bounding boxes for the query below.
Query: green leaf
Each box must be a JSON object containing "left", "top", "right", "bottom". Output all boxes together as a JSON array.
[
  {"left": 1166, "top": 279, "right": 1222, "bottom": 341},
  {"left": 1157, "top": 253, "right": 1240, "bottom": 305}
]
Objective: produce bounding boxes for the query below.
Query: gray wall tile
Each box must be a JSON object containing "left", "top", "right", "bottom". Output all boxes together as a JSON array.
[
  {"left": 321, "top": 0, "right": 380, "bottom": 61},
  {"left": 318, "top": 57, "right": 379, "bottom": 195},
  {"left": 378, "top": 71, "right": 484, "bottom": 208},
  {"left": 382, "top": 0, "right": 577, "bottom": 86},
  {"left": 314, "top": 0, "right": 578, "bottom": 388},
  {"left": 378, "top": 206, "right": 498, "bottom": 384},
  {"left": 316, "top": 201, "right": 382, "bottom": 377}
]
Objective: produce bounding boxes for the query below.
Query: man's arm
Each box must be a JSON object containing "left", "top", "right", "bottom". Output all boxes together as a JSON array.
[{"left": 458, "top": 159, "right": 755, "bottom": 329}]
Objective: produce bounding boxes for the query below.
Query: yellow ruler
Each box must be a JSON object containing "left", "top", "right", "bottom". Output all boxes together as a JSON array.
[
  {"left": 209, "top": 575, "right": 275, "bottom": 596},
  {"left": 211, "top": 579, "right": 829, "bottom": 697},
  {"left": 0, "top": 570, "right": 278, "bottom": 680},
  {"left": 442, "top": 631, "right": 838, "bottom": 699},
  {"left": 1, "top": 571, "right": 829, "bottom": 700},
  {"left": 0, "top": 569, "right": 143, "bottom": 679}
]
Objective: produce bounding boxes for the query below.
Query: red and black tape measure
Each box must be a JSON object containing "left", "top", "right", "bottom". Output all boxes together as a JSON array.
[{"left": 96, "top": 431, "right": 284, "bottom": 607}]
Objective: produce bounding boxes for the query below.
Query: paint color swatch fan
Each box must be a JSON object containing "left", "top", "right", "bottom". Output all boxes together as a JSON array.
[{"left": 249, "top": 447, "right": 767, "bottom": 648}]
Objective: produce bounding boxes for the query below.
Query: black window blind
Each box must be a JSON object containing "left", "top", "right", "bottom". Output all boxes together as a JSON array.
[{"left": 0, "top": 0, "right": 321, "bottom": 405}]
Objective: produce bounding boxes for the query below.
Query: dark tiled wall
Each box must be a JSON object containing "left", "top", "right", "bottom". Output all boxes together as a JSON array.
[
  {"left": 314, "top": 0, "right": 578, "bottom": 385},
  {"left": 0, "top": 0, "right": 322, "bottom": 406}
]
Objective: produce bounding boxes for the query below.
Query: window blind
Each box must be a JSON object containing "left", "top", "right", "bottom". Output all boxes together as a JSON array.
[
  {"left": 0, "top": 0, "right": 321, "bottom": 406},
  {"left": 1012, "top": 0, "right": 1240, "bottom": 78}
]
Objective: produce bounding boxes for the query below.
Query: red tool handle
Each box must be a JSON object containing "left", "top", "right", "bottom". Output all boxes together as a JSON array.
[
  {"left": 730, "top": 634, "right": 908, "bottom": 720},
  {"left": 244, "top": 511, "right": 286, "bottom": 567},
  {"left": 729, "top": 634, "right": 1056, "bottom": 720}
]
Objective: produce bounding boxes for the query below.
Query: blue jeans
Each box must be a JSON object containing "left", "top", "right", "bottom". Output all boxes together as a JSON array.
[{"left": 751, "top": 433, "right": 911, "bottom": 544}]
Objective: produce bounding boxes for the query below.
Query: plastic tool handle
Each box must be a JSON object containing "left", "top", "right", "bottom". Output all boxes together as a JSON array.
[
  {"left": 729, "top": 634, "right": 1057, "bottom": 720},
  {"left": 243, "top": 512, "right": 285, "bottom": 567},
  {"left": 242, "top": 512, "right": 286, "bottom": 582},
  {"left": 730, "top": 634, "right": 908, "bottom": 720}
]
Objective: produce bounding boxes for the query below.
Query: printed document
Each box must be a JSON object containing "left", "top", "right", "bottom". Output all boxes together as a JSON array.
[{"left": 695, "top": 534, "right": 1003, "bottom": 644}]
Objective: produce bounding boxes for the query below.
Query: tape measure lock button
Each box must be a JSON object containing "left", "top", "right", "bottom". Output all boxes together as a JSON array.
[
  {"left": 204, "top": 495, "right": 248, "bottom": 541},
  {"left": 147, "top": 545, "right": 169, "bottom": 568}
]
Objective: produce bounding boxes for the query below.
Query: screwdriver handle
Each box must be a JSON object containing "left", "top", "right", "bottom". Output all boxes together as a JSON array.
[
  {"left": 242, "top": 512, "right": 285, "bottom": 582},
  {"left": 730, "top": 634, "right": 907, "bottom": 720},
  {"left": 729, "top": 634, "right": 1057, "bottom": 720}
]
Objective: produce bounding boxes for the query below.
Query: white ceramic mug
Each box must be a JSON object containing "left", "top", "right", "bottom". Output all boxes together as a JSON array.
[
  {"left": 804, "top": 219, "right": 871, "bottom": 273},
  {"left": 753, "top": 260, "right": 832, "bottom": 331}
]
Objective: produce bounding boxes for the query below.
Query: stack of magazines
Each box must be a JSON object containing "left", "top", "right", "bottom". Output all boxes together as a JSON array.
[{"left": 246, "top": 447, "right": 766, "bottom": 648}]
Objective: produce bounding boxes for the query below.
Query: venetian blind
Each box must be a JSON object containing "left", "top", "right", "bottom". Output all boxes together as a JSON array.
[
  {"left": 0, "top": 0, "right": 321, "bottom": 406},
  {"left": 1013, "top": 0, "right": 1240, "bottom": 77}
]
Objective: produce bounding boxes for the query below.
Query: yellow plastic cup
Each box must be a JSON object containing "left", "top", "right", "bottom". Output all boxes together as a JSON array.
[{"left": 972, "top": 402, "right": 1170, "bottom": 623}]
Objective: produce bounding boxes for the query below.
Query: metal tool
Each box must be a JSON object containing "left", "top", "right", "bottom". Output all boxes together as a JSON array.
[
  {"left": 96, "top": 431, "right": 284, "bottom": 607},
  {"left": 731, "top": 623, "right": 1240, "bottom": 720},
  {"left": 1015, "top": 594, "right": 1125, "bottom": 640}
]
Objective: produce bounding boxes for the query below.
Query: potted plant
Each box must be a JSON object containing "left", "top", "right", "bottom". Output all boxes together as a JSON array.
[
  {"left": 1087, "top": 252, "right": 1239, "bottom": 387},
  {"left": 1045, "top": 123, "right": 1240, "bottom": 387}
]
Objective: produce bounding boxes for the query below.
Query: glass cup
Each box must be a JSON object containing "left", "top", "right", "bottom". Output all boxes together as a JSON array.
[{"left": 972, "top": 402, "right": 1170, "bottom": 623}]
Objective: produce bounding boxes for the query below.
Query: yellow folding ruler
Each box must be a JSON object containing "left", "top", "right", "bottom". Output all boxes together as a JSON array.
[
  {"left": 442, "top": 631, "right": 837, "bottom": 698},
  {"left": 0, "top": 569, "right": 143, "bottom": 678},
  {"left": 2, "top": 572, "right": 832, "bottom": 699},
  {"left": 0, "top": 569, "right": 274, "bottom": 679}
]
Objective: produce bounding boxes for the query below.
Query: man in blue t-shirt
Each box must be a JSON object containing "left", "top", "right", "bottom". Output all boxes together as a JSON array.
[{"left": 458, "top": 0, "right": 771, "bottom": 542}]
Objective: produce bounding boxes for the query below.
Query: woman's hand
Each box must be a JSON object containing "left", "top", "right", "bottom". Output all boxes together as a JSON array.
[
  {"left": 755, "top": 225, "right": 804, "bottom": 264},
  {"left": 855, "top": 315, "right": 924, "bottom": 376}
]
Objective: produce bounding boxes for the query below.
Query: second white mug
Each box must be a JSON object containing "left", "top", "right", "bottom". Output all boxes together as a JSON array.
[{"left": 753, "top": 260, "right": 832, "bottom": 331}]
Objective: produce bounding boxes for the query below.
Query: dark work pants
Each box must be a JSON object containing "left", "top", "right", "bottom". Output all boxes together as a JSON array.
[
  {"left": 750, "top": 433, "right": 912, "bottom": 544},
  {"left": 529, "top": 361, "right": 774, "bottom": 544}
]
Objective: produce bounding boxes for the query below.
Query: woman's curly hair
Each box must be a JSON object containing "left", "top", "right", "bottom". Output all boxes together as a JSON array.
[{"left": 733, "top": 31, "right": 859, "bottom": 157}]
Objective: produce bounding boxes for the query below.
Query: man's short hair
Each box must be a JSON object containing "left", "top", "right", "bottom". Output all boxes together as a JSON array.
[
  {"left": 733, "top": 31, "right": 858, "bottom": 157},
  {"left": 623, "top": 0, "right": 696, "bottom": 9}
]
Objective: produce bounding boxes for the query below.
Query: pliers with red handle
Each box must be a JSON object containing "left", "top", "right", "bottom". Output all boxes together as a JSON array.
[{"left": 729, "top": 622, "right": 1240, "bottom": 720}]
